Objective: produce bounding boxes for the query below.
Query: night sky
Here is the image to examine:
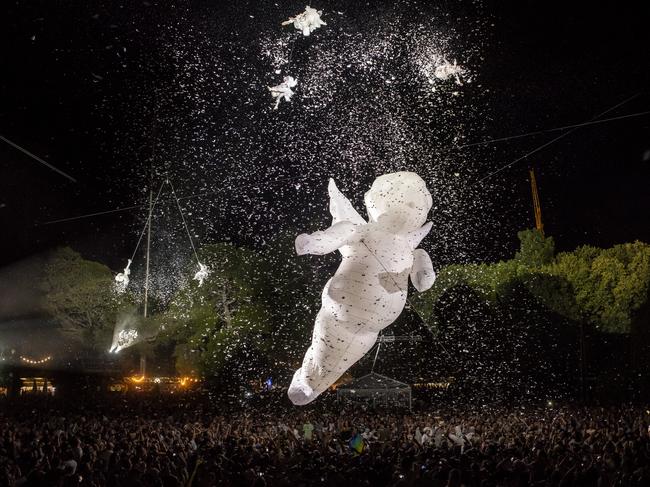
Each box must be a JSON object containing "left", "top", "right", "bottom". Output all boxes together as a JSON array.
[{"left": 1, "top": 0, "right": 649, "bottom": 278}]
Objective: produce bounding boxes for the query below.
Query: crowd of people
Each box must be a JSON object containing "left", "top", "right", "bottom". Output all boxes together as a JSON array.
[{"left": 1, "top": 392, "right": 650, "bottom": 487}]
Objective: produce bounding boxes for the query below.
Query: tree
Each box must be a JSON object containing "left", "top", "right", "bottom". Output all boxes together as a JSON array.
[
  {"left": 160, "top": 233, "right": 325, "bottom": 385},
  {"left": 414, "top": 259, "right": 522, "bottom": 326},
  {"left": 536, "top": 242, "right": 650, "bottom": 333},
  {"left": 417, "top": 230, "right": 650, "bottom": 335},
  {"left": 41, "top": 247, "right": 132, "bottom": 351},
  {"left": 161, "top": 243, "right": 274, "bottom": 380},
  {"left": 515, "top": 229, "right": 555, "bottom": 267},
  {"left": 413, "top": 230, "right": 650, "bottom": 400},
  {"left": 259, "top": 230, "right": 323, "bottom": 372}
]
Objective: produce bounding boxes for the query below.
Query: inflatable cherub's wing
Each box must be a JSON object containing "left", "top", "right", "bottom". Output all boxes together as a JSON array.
[{"left": 328, "top": 179, "right": 366, "bottom": 225}]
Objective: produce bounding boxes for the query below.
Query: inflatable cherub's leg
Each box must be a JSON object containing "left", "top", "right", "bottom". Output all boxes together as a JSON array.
[{"left": 288, "top": 308, "right": 378, "bottom": 405}]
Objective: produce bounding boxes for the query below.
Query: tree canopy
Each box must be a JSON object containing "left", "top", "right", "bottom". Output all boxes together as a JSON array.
[
  {"left": 41, "top": 247, "right": 133, "bottom": 351},
  {"left": 538, "top": 241, "right": 650, "bottom": 332},
  {"left": 416, "top": 230, "right": 650, "bottom": 334},
  {"left": 161, "top": 243, "right": 274, "bottom": 377},
  {"left": 158, "top": 237, "right": 320, "bottom": 384},
  {"left": 40, "top": 231, "right": 650, "bottom": 387}
]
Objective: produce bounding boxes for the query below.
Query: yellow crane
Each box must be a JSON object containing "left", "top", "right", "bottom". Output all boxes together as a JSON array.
[{"left": 529, "top": 167, "right": 544, "bottom": 237}]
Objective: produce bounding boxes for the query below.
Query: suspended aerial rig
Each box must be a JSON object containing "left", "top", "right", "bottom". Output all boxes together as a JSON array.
[{"left": 109, "top": 177, "right": 209, "bottom": 361}]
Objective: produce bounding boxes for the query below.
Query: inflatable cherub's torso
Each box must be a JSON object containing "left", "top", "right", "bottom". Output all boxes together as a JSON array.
[
  {"left": 289, "top": 172, "right": 436, "bottom": 405},
  {"left": 326, "top": 227, "right": 412, "bottom": 332}
]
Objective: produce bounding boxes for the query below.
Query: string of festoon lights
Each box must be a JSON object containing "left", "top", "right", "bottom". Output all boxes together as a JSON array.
[{"left": 20, "top": 355, "right": 52, "bottom": 365}]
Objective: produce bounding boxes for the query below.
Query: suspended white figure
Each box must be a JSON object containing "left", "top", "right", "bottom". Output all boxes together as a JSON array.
[
  {"left": 109, "top": 329, "right": 139, "bottom": 354},
  {"left": 114, "top": 259, "right": 132, "bottom": 294},
  {"left": 193, "top": 262, "right": 210, "bottom": 286},
  {"left": 288, "top": 172, "right": 436, "bottom": 405},
  {"left": 434, "top": 59, "right": 465, "bottom": 85},
  {"left": 109, "top": 312, "right": 140, "bottom": 353},
  {"left": 268, "top": 76, "right": 298, "bottom": 110},
  {"left": 282, "top": 6, "right": 326, "bottom": 36}
]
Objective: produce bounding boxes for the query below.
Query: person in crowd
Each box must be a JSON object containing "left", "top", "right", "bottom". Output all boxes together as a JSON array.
[{"left": 1, "top": 393, "right": 649, "bottom": 486}]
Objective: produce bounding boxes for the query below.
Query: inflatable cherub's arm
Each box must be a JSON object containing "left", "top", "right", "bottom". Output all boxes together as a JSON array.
[
  {"left": 410, "top": 249, "right": 436, "bottom": 292},
  {"left": 294, "top": 178, "right": 366, "bottom": 256},
  {"left": 408, "top": 222, "right": 436, "bottom": 292},
  {"left": 295, "top": 221, "right": 361, "bottom": 255}
]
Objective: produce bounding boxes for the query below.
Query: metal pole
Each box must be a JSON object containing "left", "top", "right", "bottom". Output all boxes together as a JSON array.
[
  {"left": 140, "top": 356, "right": 146, "bottom": 378},
  {"left": 140, "top": 188, "right": 153, "bottom": 379},
  {"left": 371, "top": 342, "right": 382, "bottom": 373}
]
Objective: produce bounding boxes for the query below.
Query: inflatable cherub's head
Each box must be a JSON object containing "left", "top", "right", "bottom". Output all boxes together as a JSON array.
[{"left": 364, "top": 172, "right": 432, "bottom": 232}]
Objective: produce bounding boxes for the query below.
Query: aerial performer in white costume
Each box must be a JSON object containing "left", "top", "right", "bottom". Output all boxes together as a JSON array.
[
  {"left": 282, "top": 6, "right": 326, "bottom": 36},
  {"left": 288, "top": 172, "right": 436, "bottom": 405},
  {"left": 268, "top": 76, "right": 298, "bottom": 109},
  {"left": 114, "top": 259, "right": 132, "bottom": 294}
]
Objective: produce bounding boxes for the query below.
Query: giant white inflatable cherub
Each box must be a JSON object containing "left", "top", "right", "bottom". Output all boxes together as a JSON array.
[{"left": 288, "top": 172, "right": 436, "bottom": 405}]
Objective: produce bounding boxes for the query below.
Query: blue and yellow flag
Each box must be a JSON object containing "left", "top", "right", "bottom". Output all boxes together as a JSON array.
[{"left": 349, "top": 433, "right": 365, "bottom": 454}]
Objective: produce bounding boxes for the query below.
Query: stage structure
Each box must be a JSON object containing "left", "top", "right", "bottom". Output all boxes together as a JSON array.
[
  {"left": 110, "top": 177, "right": 208, "bottom": 359},
  {"left": 337, "top": 372, "right": 412, "bottom": 409},
  {"left": 371, "top": 332, "right": 423, "bottom": 371}
]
